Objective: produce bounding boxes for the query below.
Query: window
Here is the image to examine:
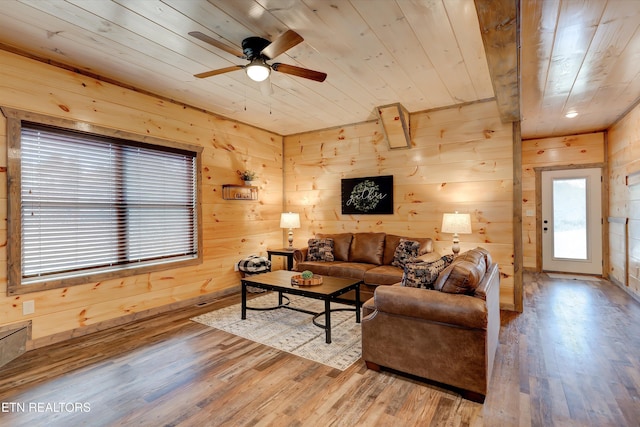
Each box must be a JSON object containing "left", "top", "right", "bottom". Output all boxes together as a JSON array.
[{"left": 5, "top": 109, "right": 202, "bottom": 295}]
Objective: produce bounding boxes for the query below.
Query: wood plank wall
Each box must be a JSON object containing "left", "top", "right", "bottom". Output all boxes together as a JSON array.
[
  {"left": 521, "top": 132, "right": 606, "bottom": 269},
  {"left": 0, "top": 50, "right": 284, "bottom": 345},
  {"left": 283, "top": 100, "right": 516, "bottom": 309},
  {"left": 609, "top": 101, "right": 640, "bottom": 300}
]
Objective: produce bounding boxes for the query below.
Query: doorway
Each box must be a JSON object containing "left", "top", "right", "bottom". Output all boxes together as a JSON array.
[{"left": 541, "top": 168, "right": 603, "bottom": 275}]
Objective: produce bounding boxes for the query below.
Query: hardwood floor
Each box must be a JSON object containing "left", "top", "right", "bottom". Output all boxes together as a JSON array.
[{"left": 0, "top": 272, "right": 639, "bottom": 426}]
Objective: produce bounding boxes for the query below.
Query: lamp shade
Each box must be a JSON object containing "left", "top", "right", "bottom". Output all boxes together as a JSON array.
[
  {"left": 441, "top": 212, "right": 472, "bottom": 234},
  {"left": 280, "top": 212, "right": 300, "bottom": 229}
]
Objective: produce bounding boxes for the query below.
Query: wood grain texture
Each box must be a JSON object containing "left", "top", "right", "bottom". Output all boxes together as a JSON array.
[
  {"left": 474, "top": 0, "right": 519, "bottom": 123},
  {"left": 521, "top": 133, "right": 606, "bottom": 270},
  {"left": 284, "top": 99, "right": 516, "bottom": 308},
  {"left": 609, "top": 99, "right": 640, "bottom": 300},
  {"left": 1, "top": 273, "right": 638, "bottom": 426},
  {"left": 520, "top": 0, "right": 640, "bottom": 139},
  {"left": 0, "top": 50, "right": 284, "bottom": 342},
  {"left": 0, "top": 0, "right": 496, "bottom": 136}
]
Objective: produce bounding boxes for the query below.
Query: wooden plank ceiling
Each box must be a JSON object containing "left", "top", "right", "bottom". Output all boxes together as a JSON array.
[{"left": 0, "top": 0, "right": 639, "bottom": 139}]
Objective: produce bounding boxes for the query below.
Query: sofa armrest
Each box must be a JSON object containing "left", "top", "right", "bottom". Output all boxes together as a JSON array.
[
  {"left": 373, "top": 285, "right": 488, "bottom": 330},
  {"left": 293, "top": 247, "right": 308, "bottom": 264}
]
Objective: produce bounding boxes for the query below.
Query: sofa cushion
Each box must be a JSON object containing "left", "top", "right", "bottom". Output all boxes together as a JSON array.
[
  {"left": 433, "top": 248, "right": 489, "bottom": 295},
  {"left": 401, "top": 255, "right": 454, "bottom": 289},
  {"left": 295, "top": 261, "right": 346, "bottom": 276},
  {"left": 383, "top": 234, "right": 434, "bottom": 265},
  {"left": 316, "top": 233, "right": 353, "bottom": 261},
  {"left": 364, "top": 265, "right": 404, "bottom": 286},
  {"left": 307, "top": 238, "right": 334, "bottom": 262},
  {"left": 349, "top": 232, "right": 385, "bottom": 265},
  {"left": 329, "top": 262, "right": 377, "bottom": 281},
  {"left": 391, "top": 239, "right": 421, "bottom": 268}
]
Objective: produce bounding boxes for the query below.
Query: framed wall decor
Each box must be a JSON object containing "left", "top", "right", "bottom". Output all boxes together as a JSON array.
[{"left": 341, "top": 175, "right": 394, "bottom": 214}]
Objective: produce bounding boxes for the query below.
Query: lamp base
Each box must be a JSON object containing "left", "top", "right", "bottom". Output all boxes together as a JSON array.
[
  {"left": 451, "top": 233, "right": 461, "bottom": 257},
  {"left": 287, "top": 229, "right": 294, "bottom": 249}
]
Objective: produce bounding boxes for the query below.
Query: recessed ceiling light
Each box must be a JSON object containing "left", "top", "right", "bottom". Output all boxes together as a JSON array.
[{"left": 565, "top": 111, "right": 578, "bottom": 118}]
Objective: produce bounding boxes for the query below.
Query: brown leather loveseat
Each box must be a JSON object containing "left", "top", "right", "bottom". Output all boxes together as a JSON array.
[
  {"left": 293, "top": 232, "right": 435, "bottom": 301},
  {"left": 361, "top": 247, "right": 500, "bottom": 402}
]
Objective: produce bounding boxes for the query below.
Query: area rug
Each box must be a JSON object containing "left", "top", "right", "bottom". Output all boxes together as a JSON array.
[{"left": 191, "top": 293, "right": 362, "bottom": 371}]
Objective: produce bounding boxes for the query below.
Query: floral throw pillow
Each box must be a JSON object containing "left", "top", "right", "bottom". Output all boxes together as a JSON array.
[
  {"left": 391, "top": 239, "right": 422, "bottom": 268},
  {"left": 401, "top": 254, "right": 455, "bottom": 289},
  {"left": 307, "top": 238, "right": 335, "bottom": 262}
]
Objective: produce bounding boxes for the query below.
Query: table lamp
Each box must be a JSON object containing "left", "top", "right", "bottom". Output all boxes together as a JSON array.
[
  {"left": 441, "top": 212, "right": 472, "bottom": 256},
  {"left": 280, "top": 212, "right": 300, "bottom": 249}
]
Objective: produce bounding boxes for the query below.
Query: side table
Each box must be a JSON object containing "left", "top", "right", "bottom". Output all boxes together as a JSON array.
[{"left": 267, "top": 248, "right": 295, "bottom": 271}]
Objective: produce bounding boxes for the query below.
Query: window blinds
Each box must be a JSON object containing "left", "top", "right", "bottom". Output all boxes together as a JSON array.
[{"left": 20, "top": 124, "right": 197, "bottom": 280}]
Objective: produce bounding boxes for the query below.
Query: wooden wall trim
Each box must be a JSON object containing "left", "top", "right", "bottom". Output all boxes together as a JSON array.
[
  {"left": 474, "top": 0, "right": 520, "bottom": 123},
  {"left": 513, "top": 121, "right": 523, "bottom": 312},
  {"left": 603, "top": 131, "right": 610, "bottom": 278}
]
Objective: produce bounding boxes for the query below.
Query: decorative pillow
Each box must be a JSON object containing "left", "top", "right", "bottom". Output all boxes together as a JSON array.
[
  {"left": 383, "top": 235, "right": 434, "bottom": 264},
  {"left": 391, "top": 239, "right": 422, "bottom": 268},
  {"left": 316, "top": 233, "right": 352, "bottom": 261},
  {"left": 307, "top": 238, "right": 335, "bottom": 262},
  {"left": 414, "top": 251, "right": 442, "bottom": 263},
  {"left": 401, "top": 254, "right": 455, "bottom": 289}
]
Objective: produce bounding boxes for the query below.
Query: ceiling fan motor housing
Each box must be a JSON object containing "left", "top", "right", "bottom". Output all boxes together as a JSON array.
[{"left": 242, "top": 37, "right": 271, "bottom": 60}]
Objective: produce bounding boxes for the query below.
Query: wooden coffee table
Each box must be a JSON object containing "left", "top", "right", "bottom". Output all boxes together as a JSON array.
[{"left": 241, "top": 270, "right": 362, "bottom": 344}]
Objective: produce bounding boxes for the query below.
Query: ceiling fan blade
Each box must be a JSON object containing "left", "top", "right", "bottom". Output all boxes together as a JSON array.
[
  {"left": 194, "top": 65, "right": 244, "bottom": 79},
  {"left": 259, "top": 79, "right": 274, "bottom": 96},
  {"left": 189, "top": 31, "right": 244, "bottom": 58},
  {"left": 272, "top": 63, "right": 327, "bottom": 82},
  {"left": 261, "top": 30, "right": 303, "bottom": 59}
]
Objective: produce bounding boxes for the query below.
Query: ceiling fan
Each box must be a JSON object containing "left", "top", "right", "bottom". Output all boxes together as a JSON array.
[{"left": 189, "top": 29, "right": 327, "bottom": 85}]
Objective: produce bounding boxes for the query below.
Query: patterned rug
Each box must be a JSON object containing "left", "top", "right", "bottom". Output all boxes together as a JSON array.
[{"left": 191, "top": 293, "right": 362, "bottom": 371}]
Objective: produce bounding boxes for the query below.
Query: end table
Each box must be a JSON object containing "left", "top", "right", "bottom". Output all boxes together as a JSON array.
[{"left": 267, "top": 248, "right": 295, "bottom": 271}]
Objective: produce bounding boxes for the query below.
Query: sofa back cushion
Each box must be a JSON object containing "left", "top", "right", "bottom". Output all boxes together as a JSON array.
[
  {"left": 433, "top": 247, "right": 490, "bottom": 294},
  {"left": 349, "top": 232, "right": 386, "bottom": 265},
  {"left": 383, "top": 235, "right": 434, "bottom": 265},
  {"left": 316, "top": 233, "right": 353, "bottom": 261}
]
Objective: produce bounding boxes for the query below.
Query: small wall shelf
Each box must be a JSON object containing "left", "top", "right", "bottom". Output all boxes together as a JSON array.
[{"left": 222, "top": 184, "right": 258, "bottom": 200}]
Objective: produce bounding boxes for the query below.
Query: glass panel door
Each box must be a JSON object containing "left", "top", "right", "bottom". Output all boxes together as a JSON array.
[
  {"left": 541, "top": 168, "right": 602, "bottom": 274},
  {"left": 552, "top": 177, "right": 587, "bottom": 260}
]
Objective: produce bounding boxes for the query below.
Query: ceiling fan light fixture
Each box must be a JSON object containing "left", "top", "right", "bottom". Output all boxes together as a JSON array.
[{"left": 245, "top": 60, "right": 271, "bottom": 82}]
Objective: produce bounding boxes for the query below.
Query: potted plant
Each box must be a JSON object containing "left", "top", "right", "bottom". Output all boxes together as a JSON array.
[{"left": 238, "top": 169, "right": 257, "bottom": 185}]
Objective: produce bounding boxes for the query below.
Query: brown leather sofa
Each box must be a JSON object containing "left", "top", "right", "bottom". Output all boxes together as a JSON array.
[
  {"left": 361, "top": 247, "right": 500, "bottom": 402},
  {"left": 293, "top": 232, "right": 435, "bottom": 301}
]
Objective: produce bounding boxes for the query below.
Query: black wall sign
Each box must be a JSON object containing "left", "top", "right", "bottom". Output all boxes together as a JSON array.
[{"left": 341, "top": 175, "right": 393, "bottom": 215}]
